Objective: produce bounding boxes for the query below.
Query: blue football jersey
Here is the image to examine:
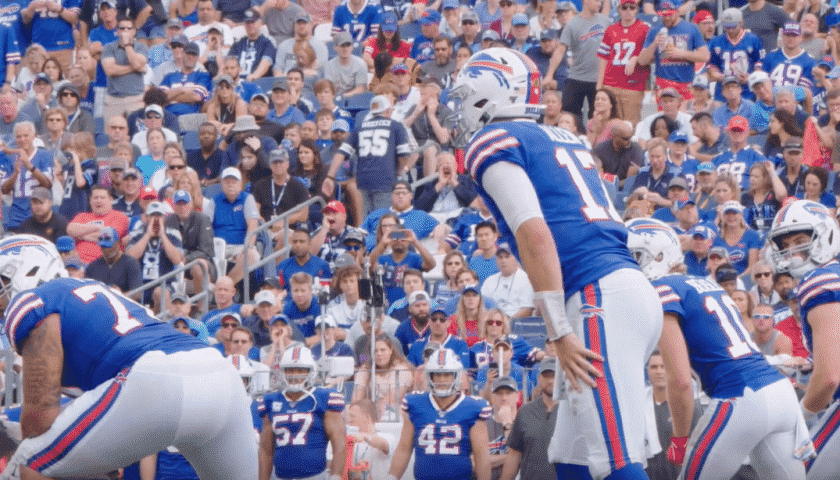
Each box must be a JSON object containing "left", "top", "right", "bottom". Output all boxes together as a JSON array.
[
  {"left": 407, "top": 334, "right": 470, "bottom": 368},
  {"left": 654, "top": 275, "right": 782, "bottom": 398},
  {"left": 259, "top": 387, "right": 345, "bottom": 479},
  {"left": 763, "top": 49, "right": 816, "bottom": 90},
  {"left": 796, "top": 260, "right": 840, "bottom": 400},
  {"left": 4, "top": 278, "right": 206, "bottom": 391},
  {"left": 469, "top": 335, "right": 539, "bottom": 369},
  {"left": 331, "top": 3, "right": 382, "bottom": 43},
  {"left": 403, "top": 392, "right": 492, "bottom": 480},
  {"left": 467, "top": 121, "right": 638, "bottom": 300},
  {"left": 712, "top": 146, "right": 767, "bottom": 191},
  {"left": 707, "top": 32, "right": 765, "bottom": 101}
]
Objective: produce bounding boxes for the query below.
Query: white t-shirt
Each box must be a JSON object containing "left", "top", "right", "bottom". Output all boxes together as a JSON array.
[{"left": 480, "top": 269, "right": 535, "bottom": 317}]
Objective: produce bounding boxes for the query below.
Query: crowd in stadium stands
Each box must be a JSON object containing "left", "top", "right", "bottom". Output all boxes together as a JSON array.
[{"left": 0, "top": 0, "right": 838, "bottom": 476}]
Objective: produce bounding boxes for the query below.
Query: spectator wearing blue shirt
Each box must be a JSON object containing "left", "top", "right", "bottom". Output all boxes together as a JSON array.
[
  {"left": 386, "top": 268, "right": 436, "bottom": 322},
  {"left": 410, "top": 10, "right": 441, "bottom": 63},
  {"left": 1, "top": 121, "right": 53, "bottom": 231},
  {"left": 469, "top": 221, "right": 500, "bottom": 285},
  {"left": 713, "top": 76, "right": 755, "bottom": 131},
  {"left": 369, "top": 224, "right": 436, "bottom": 306},
  {"left": 277, "top": 226, "right": 332, "bottom": 291},
  {"left": 795, "top": 166, "right": 838, "bottom": 214},
  {"left": 284, "top": 271, "right": 321, "bottom": 347},
  {"left": 267, "top": 77, "right": 306, "bottom": 127},
  {"left": 21, "top": 0, "right": 82, "bottom": 73},
  {"left": 147, "top": 19, "right": 183, "bottom": 69},
  {"left": 713, "top": 116, "right": 768, "bottom": 192},
  {"left": 684, "top": 224, "right": 715, "bottom": 277},
  {"left": 475, "top": 335, "right": 533, "bottom": 398},
  {"left": 360, "top": 180, "right": 440, "bottom": 251},
  {"left": 87, "top": 1, "right": 118, "bottom": 84},
  {"left": 228, "top": 8, "right": 276, "bottom": 81},
  {"left": 201, "top": 276, "right": 245, "bottom": 336},
  {"left": 159, "top": 42, "right": 213, "bottom": 116},
  {"left": 630, "top": 138, "right": 674, "bottom": 208},
  {"left": 393, "top": 290, "right": 432, "bottom": 354},
  {"left": 310, "top": 314, "right": 355, "bottom": 360},
  {"left": 712, "top": 200, "right": 762, "bottom": 275},
  {"left": 407, "top": 308, "right": 470, "bottom": 368}
]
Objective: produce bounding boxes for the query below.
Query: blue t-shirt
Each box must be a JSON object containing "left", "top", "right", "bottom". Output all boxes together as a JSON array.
[
  {"left": 159, "top": 69, "right": 213, "bottom": 116},
  {"left": 276, "top": 256, "right": 332, "bottom": 291},
  {"left": 379, "top": 252, "right": 424, "bottom": 305},
  {"left": 642, "top": 20, "right": 706, "bottom": 84},
  {"left": 228, "top": 35, "right": 276, "bottom": 77},
  {"left": 332, "top": 3, "right": 382, "bottom": 43},
  {"left": 393, "top": 318, "right": 430, "bottom": 355},
  {"left": 135, "top": 155, "right": 165, "bottom": 185},
  {"left": 712, "top": 228, "right": 762, "bottom": 274},
  {"left": 712, "top": 146, "right": 767, "bottom": 191},
  {"left": 31, "top": 0, "right": 81, "bottom": 50},
  {"left": 707, "top": 32, "right": 764, "bottom": 101},
  {"left": 284, "top": 297, "right": 321, "bottom": 338},
  {"left": 0, "top": 24, "right": 19, "bottom": 83},
  {"left": 58, "top": 157, "right": 98, "bottom": 221},
  {"left": 654, "top": 274, "right": 782, "bottom": 398},
  {"left": 468, "top": 255, "right": 499, "bottom": 286},
  {"left": 201, "top": 303, "right": 242, "bottom": 336},
  {"left": 407, "top": 334, "right": 470, "bottom": 368},
  {"left": 684, "top": 251, "right": 708, "bottom": 277},
  {"left": 311, "top": 341, "right": 354, "bottom": 360}
]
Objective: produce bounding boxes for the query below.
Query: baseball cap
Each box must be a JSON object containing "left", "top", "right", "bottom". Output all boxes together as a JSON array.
[
  {"left": 370, "top": 94, "right": 392, "bottom": 114},
  {"left": 720, "top": 7, "right": 742, "bottom": 28},
  {"left": 496, "top": 242, "right": 513, "bottom": 255},
  {"left": 250, "top": 92, "right": 269, "bottom": 104},
  {"left": 690, "top": 224, "right": 715, "bottom": 240},
  {"left": 382, "top": 11, "right": 398, "bottom": 32},
  {"left": 331, "top": 119, "right": 350, "bottom": 132},
  {"left": 170, "top": 33, "right": 188, "bottom": 47},
  {"left": 492, "top": 376, "right": 518, "bottom": 392},
  {"left": 462, "top": 285, "right": 480, "bottom": 295},
  {"left": 393, "top": 179, "right": 412, "bottom": 191},
  {"left": 100, "top": 0, "right": 116, "bottom": 8},
  {"left": 145, "top": 104, "right": 164, "bottom": 117},
  {"left": 221, "top": 312, "right": 241, "bottom": 325},
  {"left": 657, "top": 0, "right": 678, "bottom": 15},
  {"left": 171, "top": 292, "right": 189, "bottom": 303},
  {"left": 462, "top": 10, "right": 479, "bottom": 23},
  {"left": 122, "top": 167, "right": 140, "bottom": 180},
  {"left": 334, "top": 31, "right": 354, "bottom": 46},
  {"left": 270, "top": 314, "right": 289, "bottom": 325},
  {"left": 391, "top": 63, "right": 409, "bottom": 75},
  {"left": 254, "top": 290, "right": 276, "bottom": 306},
  {"left": 482, "top": 30, "right": 500, "bottom": 41},
  {"left": 272, "top": 77, "right": 289, "bottom": 92},
  {"left": 817, "top": 59, "right": 835, "bottom": 71},
  {"left": 783, "top": 137, "right": 804, "bottom": 151},
  {"left": 56, "top": 235, "right": 75, "bottom": 252},
  {"left": 173, "top": 189, "right": 191, "bottom": 204},
  {"left": 783, "top": 21, "right": 801, "bottom": 36},
  {"left": 828, "top": 65, "right": 840, "bottom": 79},
  {"left": 64, "top": 255, "right": 85, "bottom": 270},
  {"left": 269, "top": 148, "right": 289, "bottom": 163},
  {"left": 540, "top": 29, "right": 557, "bottom": 41},
  {"left": 222, "top": 167, "right": 242, "bottom": 181},
  {"left": 691, "top": 75, "right": 709, "bottom": 90},
  {"left": 419, "top": 9, "right": 441, "bottom": 25},
  {"left": 110, "top": 158, "right": 127, "bottom": 171},
  {"left": 727, "top": 115, "right": 749, "bottom": 132},
  {"left": 139, "top": 186, "right": 157, "bottom": 200},
  {"left": 315, "top": 314, "right": 338, "bottom": 328},
  {"left": 674, "top": 196, "right": 695, "bottom": 210},
  {"left": 494, "top": 335, "right": 513, "bottom": 348},
  {"left": 721, "top": 200, "right": 744, "bottom": 214},
  {"left": 668, "top": 177, "right": 688, "bottom": 190},
  {"left": 722, "top": 75, "right": 740, "bottom": 86},
  {"left": 214, "top": 74, "right": 234, "bottom": 88},
  {"left": 668, "top": 131, "right": 689, "bottom": 143},
  {"left": 512, "top": 13, "right": 529, "bottom": 25},
  {"left": 748, "top": 71, "right": 770, "bottom": 89},
  {"left": 539, "top": 357, "right": 557, "bottom": 374},
  {"left": 145, "top": 201, "right": 167, "bottom": 216},
  {"left": 715, "top": 265, "right": 739, "bottom": 284},
  {"left": 708, "top": 246, "right": 728, "bottom": 259},
  {"left": 697, "top": 162, "right": 715, "bottom": 174},
  {"left": 408, "top": 290, "right": 431, "bottom": 306},
  {"left": 693, "top": 10, "right": 713, "bottom": 24},
  {"left": 322, "top": 200, "right": 346, "bottom": 214},
  {"left": 294, "top": 11, "right": 311, "bottom": 23},
  {"left": 32, "top": 186, "right": 52, "bottom": 202},
  {"left": 342, "top": 229, "right": 366, "bottom": 245},
  {"left": 34, "top": 72, "right": 50, "bottom": 84},
  {"left": 243, "top": 8, "right": 260, "bottom": 22},
  {"left": 98, "top": 227, "right": 119, "bottom": 248},
  {"left": 660, "top": 87, "right": 680, "bottom": 99},
  {"left": 556, "top": 0, "right": 576, "bottom": 10},
  {"left": 442, "top": 0, "right": 459, "bottom": 8}
]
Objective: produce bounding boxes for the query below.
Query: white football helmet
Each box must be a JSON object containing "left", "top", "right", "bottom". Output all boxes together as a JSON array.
[
  {"left": 425, "top": 347, "right": 463, "bottom": 397},
  {"left": 625, "top": 218, "right": 684, "bottom": 281},
  {"left": 448, "top": 48, "right": 545, "bottom": 148},
  {"left": 767, "top": 200, "right": 840, "bottom": 278},
  {"left": 278, "top": 343, "right": 317, "bottom": 393},
  {"left": 0, "top": 235, "right": 67, "bottom": 304}
]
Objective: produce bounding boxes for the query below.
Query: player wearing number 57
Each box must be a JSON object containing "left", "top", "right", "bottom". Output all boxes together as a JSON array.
[{"left": 0, "top": 235, "right": 258, "bottom": 480}]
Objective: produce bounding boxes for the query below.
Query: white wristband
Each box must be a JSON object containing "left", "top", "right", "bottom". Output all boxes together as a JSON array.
[
  {"left": 800, "top": 398, "right": 820, "bottom": 423},
  {"left": 533, "top": 290, "right": 571, "bottom": 341}
]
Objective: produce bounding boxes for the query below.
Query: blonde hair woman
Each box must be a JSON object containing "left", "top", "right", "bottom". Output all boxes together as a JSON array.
[
  {"left": 448, "top": 284, "right": 487, "bottom": 347},
  {"left": 352, "top": 333, "right": 414, "bottom": 422}
]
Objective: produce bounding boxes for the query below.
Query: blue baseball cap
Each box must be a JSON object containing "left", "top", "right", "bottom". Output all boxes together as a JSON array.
[
  {"left": 668, "top": 131, "right": 688, "bottom": 143},
  {"left": 690, "top": 224, "right": 715, "bottom": 240},
  {"left": 56, "top": 235, "right": 74, "bottom": 252},
  {"left": 496, "top": 242, "right": 513, "bottom": 255},
  {"left": 271, "top": 314, "right": 290, "bottom": 325},
  {"left": 64, "top": 255, "right": 85, "bottom": 270},
  {"left": 173, "top": 189, "right": 192, "bottom": 204},
  {"left": 442, "top": 0, "right": 459, "bottom": 9},
  {"left": 382, "top": 11, "right": 398, "bottom": 32},
  {"left": 674, "top": 197, "right": 695, "bottom": 210},
  {"left": 697, "top": 162, "right": 715, "bottom": 173},
  {"left": 462, "top": 285, "right": 480, "bottom": 295},
  {"left": 419, "top": 9, "right": 441, "bottom": 25},
  {"left": 828, "top": 65, "right": 840, "bottom": 79},
  {"left": 512, "top": 13, "right": 529, "bottom": 25},
  {"left": 331, "top": 119, "right": 350, "bottom": 132},
  {"left": 98, "top": 227, "right": 119, "bottom": 249}
]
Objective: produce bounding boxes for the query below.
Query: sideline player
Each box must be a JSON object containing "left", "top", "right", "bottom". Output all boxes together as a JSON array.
[
  {"left": 0, "top": 235, "right": 257, "bottom": 480},
  {"left": 258, "top": 344, "right": 347, "bottom": 480},
  {"left": 626, "top": 218, "right": 813, "bottom": 480},
  {"left": 387, "top": 347, "right": 492, "bottom": 480},
  {"left": 449, "top": 48, "right": 663, "bottom": 479},
  {"left": 767, "top": 200, "right": 840, "bottom": 479}
]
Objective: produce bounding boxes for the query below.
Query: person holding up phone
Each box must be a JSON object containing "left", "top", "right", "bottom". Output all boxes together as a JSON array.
[{"left": 369, "top": 226, "right": 436, "bottom": 305}]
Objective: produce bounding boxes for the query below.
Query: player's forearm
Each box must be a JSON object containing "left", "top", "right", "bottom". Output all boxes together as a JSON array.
[{"left": 21, "top": 315, "right": 64, "bottom": 439}]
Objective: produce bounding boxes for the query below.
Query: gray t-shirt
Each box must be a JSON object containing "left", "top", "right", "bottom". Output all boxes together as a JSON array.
[
  {"left": 505, "top": 398, "right": 558, "bottom": 480},
  {"left": 559, "top": 13, "right": 611, "bottom": 82},
  {"left": 102, "top": 40, "right": 149, "bottom": 97},
  {"left": 742, "top": 3, "right": 789, "bottom": 52},
  {"left": 419, "top": 59, "right": 457, "bottom": 90},
  {"left": 262, "top": 3, "right": 306, "bottom": 45},
  {"left": 322, "top": 56, "right": 369, "bottom": 95},
  {"left": 275, "top": 38, "right": 329, "bottom": 74}
]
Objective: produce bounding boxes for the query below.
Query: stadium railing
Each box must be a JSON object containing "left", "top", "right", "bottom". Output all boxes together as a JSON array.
[
  {"left": 242, "top": 196, "right": 327, "bottom": 302},
  {"left": 128, "top": 258, "right": 211, "bottom": 316}
]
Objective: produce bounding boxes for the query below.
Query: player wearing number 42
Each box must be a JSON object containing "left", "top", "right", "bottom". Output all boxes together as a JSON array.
[
  {"left": 626, "top": 218, "right": 815, "bottom": 480},
  {"left": 0, "top": 235, "right": 257, "bottom": 480}
]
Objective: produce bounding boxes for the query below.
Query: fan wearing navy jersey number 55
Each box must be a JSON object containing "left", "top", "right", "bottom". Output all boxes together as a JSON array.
[{"left": 0, "top": 234, "right": 257, "bottom": 480}]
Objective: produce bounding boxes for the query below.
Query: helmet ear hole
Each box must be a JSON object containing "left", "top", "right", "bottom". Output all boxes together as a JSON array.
[
  {"left": 25, "top": 266, "right": 38, "bottom": 277},
  {"left": 474, "top": 99, "right": 488, "bottom": 108}
]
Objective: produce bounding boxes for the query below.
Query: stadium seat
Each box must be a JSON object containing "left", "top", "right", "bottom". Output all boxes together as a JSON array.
[
  {"left": 182, "top": 131, "right": 200, "bottom": 151},
  {"left": 178, "top": 113, "right": 207, "bottom": 135},
  {"left": 213, "top": 237, "right": 228, "bottom": 278},
  {"left": 254, "top": 76, "right": 280, "bottom": 94}
]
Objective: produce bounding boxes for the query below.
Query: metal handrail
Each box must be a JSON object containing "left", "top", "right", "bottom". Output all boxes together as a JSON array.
[
  {"left": 1, "top": 349, "right": 18, "bottom": 406},
  {"left": 127, "top": 259, "right": 211, "bottom": 315},
  {"left": 242, "top": 196, "right": 326, "bottom": 302},
  {"left": 410, "top": 172, "right": 439, "bottom": 190}
]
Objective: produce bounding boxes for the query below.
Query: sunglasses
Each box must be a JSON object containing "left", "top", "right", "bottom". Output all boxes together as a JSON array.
[
  {"left": 345, "top": 244, "right": 362, "bottom": 251},
  {"left": 169, "top": 165, "right": 186, "bottom": 170},
  {"left": 109, "top": 125, "right": 126, "bottom": 129},
  {"left": 145, "top": 113, "right": 163, "bottom": 119},
  {"left": 486, "top": 319, "right": 503, "bottom": 326},
  {"left": 754, "top": 272, "right": 772, "bottom": 279},
  {"left": 221, "top": 322, "right": 238, "bottom": 328},
  {"left": 462, "top": 20, "right": 476, "bottom": 25},
  {"left": 753, "top": 314, "right": 772, "bottom": 320},
  {"left": 430, "top": 316, "right": 449, "bottom": 323}
]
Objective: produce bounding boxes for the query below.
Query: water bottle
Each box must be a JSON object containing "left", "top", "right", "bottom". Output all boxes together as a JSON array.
[{"left": 658, "top": 27, "right": 671, "bottom": 55}]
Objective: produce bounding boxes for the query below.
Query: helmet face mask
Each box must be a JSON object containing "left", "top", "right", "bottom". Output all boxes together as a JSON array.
[
  {"left": 625, "top": 219, "right": 683, "bottom": 281},
  {"left": 424, "top": 348, "right": 463, "bottom": 398},
  {"left": 278, "top": 345, "right": 317, "bottom": 393}
]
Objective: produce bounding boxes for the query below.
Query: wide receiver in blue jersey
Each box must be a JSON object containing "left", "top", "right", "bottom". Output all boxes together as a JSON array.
[
  {"left": 449, "top": 48, "right": 663, "bottom": 480},
  {"left": 258, "top": 344, "right": 347, "bottom": 480},
  {"left": 767, "top": 200, "right": 840, "bottom": 479},
  {"left": 388, "top": 347, "right": 492, "bottom": 480},
  {"left": 626, "top": 218, "right": 814, "bottom": 480},
  {"left": 0, "top": 235, "right": 257, "bottom": 480}
]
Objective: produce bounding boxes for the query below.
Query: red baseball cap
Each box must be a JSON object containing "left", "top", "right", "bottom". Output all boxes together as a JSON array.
[
  {"left": 322, "top": 200, "right": 346, "bottom": 214},
  {"left": 727, "top": 116, "right": 749, "bottom": 132},
  {"left": 620, "top": 0, "right": 637, "bottom": 5},
  {"left": 139, "top": 186, "right": 158, "bottom": 200},
  {"left": 693, "top": 10, "right": 713, "bottom": 24}
]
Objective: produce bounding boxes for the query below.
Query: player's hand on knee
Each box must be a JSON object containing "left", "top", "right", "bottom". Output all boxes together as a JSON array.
[
  {"left": 667, "top": 436, "right": 688, "bottom": 466},
  {"left": 555, "top": 334, "right": 603, "bottom": 392}
]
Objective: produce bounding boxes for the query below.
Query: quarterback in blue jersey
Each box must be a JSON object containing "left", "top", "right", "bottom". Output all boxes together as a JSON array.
[
  {"left": 258, "top": 344, "right": 347, "bottom": 480},
  {"left": 627, "top": 218, "right": 813, "bottom": 480},
  {"left": 388, "top": 347, "right": 492, "bottom": 480},
  {"left": 767, "top": 200, "right": 840, "bottom": 479},
  {"left": 449, "top": 48, "right": 663, "bottom": 479},
  {"left": 0, "top": 235, "right": 257, "bottom": 480}
]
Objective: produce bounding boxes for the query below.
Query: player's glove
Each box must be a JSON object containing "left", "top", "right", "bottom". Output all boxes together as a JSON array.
[{"left": 667, "top": 436, "right": 688, "bottom": 466}]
